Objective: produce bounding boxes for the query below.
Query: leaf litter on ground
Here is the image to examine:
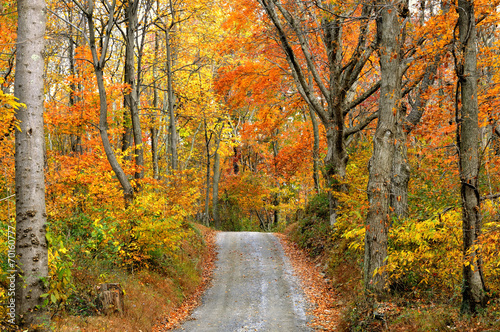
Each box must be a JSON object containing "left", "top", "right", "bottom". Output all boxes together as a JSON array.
[
  {"left": 277, "top": 233, "right": 341, "bottom": 331},
  {"left": 153, "top": 226, "right": 218, "bottom": 331}
]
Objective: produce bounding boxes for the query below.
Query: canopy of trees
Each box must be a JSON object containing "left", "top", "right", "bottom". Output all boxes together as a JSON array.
[{"left": 1, "top": 0, "right": 500, "bottom": 330}]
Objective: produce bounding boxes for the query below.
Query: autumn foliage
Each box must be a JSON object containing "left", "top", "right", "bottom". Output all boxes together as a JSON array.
[{"left": 1, "top": 0, "right": 500, "bottom": 330}]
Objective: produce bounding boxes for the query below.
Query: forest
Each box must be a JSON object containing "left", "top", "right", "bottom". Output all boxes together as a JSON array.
[{"left": 1, "top": 0, "right": 500, "bottom": 331}]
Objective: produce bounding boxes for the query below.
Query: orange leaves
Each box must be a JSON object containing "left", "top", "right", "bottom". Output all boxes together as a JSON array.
[
  {"left": 220, "top": 170, "right": 270, "bottom": 213},
  {"left": 0, "top": 0, "right": 16, "bottom": 81},
  {"left": 215, "top": 61, "right": 290, "bottom": 111},
  {"left": 277, "top": 234, "right": 341, "bottom": 331}
]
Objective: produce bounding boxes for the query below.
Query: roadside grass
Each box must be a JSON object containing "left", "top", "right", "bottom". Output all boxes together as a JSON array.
[
  {"left": 51, "top": 223, "right": 215, "bottom": 332},
  {"left": 55, "top": 269, "right": 178, "bottom": 331}
]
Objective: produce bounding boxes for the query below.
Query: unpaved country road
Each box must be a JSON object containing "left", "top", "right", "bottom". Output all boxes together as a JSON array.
[{"left": 173, "top": 232, "right": 313, "bottom": 332}]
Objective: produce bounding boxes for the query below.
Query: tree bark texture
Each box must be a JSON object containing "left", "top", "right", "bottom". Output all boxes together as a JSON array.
[
  {"left": 14, "top": 0, "right": 49, "bottom": 329},
  {"left": 455, "top": 0, "right": 487, "bottom": 314},
  {"left": 390, "top": 0, "right": 448, "bottom": 219},
  {"left": 390, "top": 106, "right": 410, "bottom": 219},
  {"left": 203, "top": 119, "right": 211, "bottom": 226},
  {"left": 272, "top": 136, "right": 280, "bottom": 225},
  {"left": 121, "top": 117, "right": 133, "bottom": 159},
  {"left": 309, "top": 108, "right": 321, "bottom": 194},
  {"left": 151, "top": 31, "right": 160, "bottom": 179},
  {"left": 364, "top": 0, "right": 401, "bottom": 296},
  {"left": 325, "top": 124, "right": 348, "bottom": 225}
]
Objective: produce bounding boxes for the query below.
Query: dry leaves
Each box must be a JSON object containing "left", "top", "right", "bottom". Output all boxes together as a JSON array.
[
  {"left": 277, "top": 234, "right": 341, "bottom": 331},
  {"left": 154, "top": 231, "right": 341, "bottom": 331},
  {"left": 153, "top": 227, "right": 218, "bottom": 331}
]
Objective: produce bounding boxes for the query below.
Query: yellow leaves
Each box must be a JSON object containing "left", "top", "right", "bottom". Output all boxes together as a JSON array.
[
  {"left": 45, "top": 234, "right": 75, "bottom": 307},
  {"left": 384, "top": 211, "right": 464, "bottom": 294},
  {"left": 463, "top": 260, "right": 476, "bottom": 272},
  {"left": 0, "top": 78, "right": 23, "bottom": 136},
  {"left": 0, "top": 84, "right": 22, "bottom": 109},
  {"left": 111, "top": 181, "right": 200, "bottom": 268},
  {"left": 343, "top": 226, "right": 365, "bottom": 253}
]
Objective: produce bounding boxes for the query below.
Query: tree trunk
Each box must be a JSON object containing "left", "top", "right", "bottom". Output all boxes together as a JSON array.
[
  {"left": 390, "top": 106, "right": 410, "bottom": 219},
  {"left": 364, "top": 0, "right": 401, "bottom": 296},
  {"left": 389, "top": 0, "right": 410, "bottom": 220},
  {"left": 204, "top": 159, "right": 211, "bottom": 226},
  {"left": 151, "top": 31, "right": 160, "bottom": 179},
  {"left": 14, "top": 0, "right": 49, "bottom": 329},
  {"left": 68, "top": 25, "right": 82, "bottom": 155},
  {"left": 203, "top": 119, "right": 211, "bottom": 226},
  {"left": 309, "top": 108, "right": 321, "bottom": 194},
  {"left": 391, "top": 57, "right": 441, "bottom": 219},
  {"left": 272, "top": 135, "right": 280, "bottom": 226},
  {"left": 121, "top": 118, "right": 133, "bottom": 159},
  {"left": 390, "top": 0, "right": 446, "bottom": 220},
  {"left": 85, "top": 0, "right": 134, "bottom": 203},
  {"left": 151, "top": 127, "right": 159, "bottom": 179},
  {"left": 96, "top": 69, "right": 134, "bottom": 202},
  {"left": 124, "top": 0, "right": 144, "bottom": 181},
  {"left": 166, "top": 27, "right": 178, "bottom": 170},
  {"left": 212, "top": 149, "right": 221, "bottom": 228},
  {"left": 324, "top": 122, "right": 348, "bottom": 226},
  {"left": 455, "top": 0, "right": 487, "bottom": 314}
]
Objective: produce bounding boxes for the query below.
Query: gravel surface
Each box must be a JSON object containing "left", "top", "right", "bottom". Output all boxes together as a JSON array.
[{"left": 172, "top": 232, "right": 312, "bottom": 332}]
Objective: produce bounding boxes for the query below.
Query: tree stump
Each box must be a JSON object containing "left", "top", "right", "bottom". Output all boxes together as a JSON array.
[{"left": 96, "top": 283, "right": 125, "bottom": 315}]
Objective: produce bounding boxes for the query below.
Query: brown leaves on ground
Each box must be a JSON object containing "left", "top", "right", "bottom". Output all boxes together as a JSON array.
[
  {"left": 153, "top": 226, "right": 217, "bottom": 331},
  {"left": 277, "top": 233, "right": 341, "bottom": 331}
]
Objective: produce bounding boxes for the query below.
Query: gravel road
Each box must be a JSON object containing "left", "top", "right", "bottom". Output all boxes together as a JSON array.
[{"left": 173, "top": 232, "right": 312, "bottom": 332}]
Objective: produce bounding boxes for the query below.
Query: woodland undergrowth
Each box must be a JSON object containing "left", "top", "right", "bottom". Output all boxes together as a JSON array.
[
  {"left": 0, "top": 169, "right": 214, "bottom": 331},
  {"left": 287, "top": 141, "right": 500, "bottom": 332}
]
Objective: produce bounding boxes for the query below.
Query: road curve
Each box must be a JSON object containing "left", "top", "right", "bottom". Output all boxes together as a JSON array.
[{"left": 172, "top": 232, "right": 312, "bottom": 332}]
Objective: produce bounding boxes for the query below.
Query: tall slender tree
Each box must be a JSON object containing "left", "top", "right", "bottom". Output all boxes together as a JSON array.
[
  {"left": 390, "top": 0, "right": 449, "bottom": 219},
  {"left": 364, "top": 0, "right": 402, "bottom": 295},
  {"left": 14, "top": 0, "right": 49, "bottom": 329},
  {"left": 309, "top": 108, "right": 321, "bottom": 194},
  {"left": 454, "top": 0, "right": 487, "bottom": 314},
  {"left": 123, "top": 0, "right": 145, "bottom": 181},
  {"left": 152, "top": 0, "right": 179, "bottom": 171},
  {"left": 77, "top": 0, "right": 135, "bottom": 203}
]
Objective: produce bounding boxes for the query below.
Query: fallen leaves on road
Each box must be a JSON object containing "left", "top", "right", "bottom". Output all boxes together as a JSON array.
[
  {"left": 277, "top": 234, "right": 341, "bottom": 331},
  {"left": 153, "top": 226, "right": 218, "bottom": 331}
]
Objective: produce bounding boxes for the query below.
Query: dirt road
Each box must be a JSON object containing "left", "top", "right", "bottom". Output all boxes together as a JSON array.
[{"left": 173, "top": 232, "right": 312, "bottom": 332}]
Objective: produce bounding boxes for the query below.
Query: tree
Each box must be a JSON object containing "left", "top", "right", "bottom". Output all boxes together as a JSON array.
[
  {"left": 454, "top": 0, "right": 487, "bottom": 314},
  {"left": 364, "top": 0, "right": 402, "bottom": 296},
  {"left": 390, "top": 0, "right": 449, "bottom": 219},
  {"left": 258, "top": 0, "right": 380, "bottom": 225},
  {"left": 212, "top": 144, "right": 222, "bottom": 227},
  {"left": 14, "top": 0, "right": 49, "bottom": 329},
  {"left": 309, "top": 108, "right": 321, "bottom": 194},
  {"left": 78, "top": 0, "right": 135, "bottom": 203},
  {"left": 123, "top": 0, "right": 145, "bottom": 181},
  {"left": 153, "top": 0, "right": 180, "bottom": 171}
]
